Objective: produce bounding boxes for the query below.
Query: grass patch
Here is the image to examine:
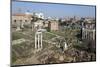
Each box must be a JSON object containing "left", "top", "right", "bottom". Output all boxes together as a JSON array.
[{"left": 43, "top": 32, "right": 56, "bottom": 40}]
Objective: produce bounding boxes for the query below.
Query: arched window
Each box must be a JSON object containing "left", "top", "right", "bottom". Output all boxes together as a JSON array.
[{"left": 14, "top": 20, "right": 16, "bottom": 22}]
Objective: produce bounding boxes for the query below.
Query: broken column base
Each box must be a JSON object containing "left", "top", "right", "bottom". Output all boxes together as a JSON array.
[
  {"left": 34, "top": 48, "right": 42, "bottom": 54},
  {"left": 16, "top": 27, "right": 21, "bottom": 31}
]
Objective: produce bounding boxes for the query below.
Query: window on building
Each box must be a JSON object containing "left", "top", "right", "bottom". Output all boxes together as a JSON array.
[
  {"left": 14, "top": 20, "right": 16, "bottom": 22},
  {"left": 25, "top": 20, "right": 27, "bottom": 22}
]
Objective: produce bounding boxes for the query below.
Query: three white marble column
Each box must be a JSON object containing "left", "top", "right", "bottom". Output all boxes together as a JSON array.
[{"left": 35, "top": 32, "right": 43, "bottom": 50}]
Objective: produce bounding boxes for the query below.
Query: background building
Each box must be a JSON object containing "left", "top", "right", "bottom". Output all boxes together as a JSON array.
[
  {"left": 82, "top": 19, "right": 96, "bottom": 40},
  {"left": 48, "top": 20, "right": 59, "bottom": 31},
  {"left": 12, "top": 13, "right": 33, "bottom": 30}
]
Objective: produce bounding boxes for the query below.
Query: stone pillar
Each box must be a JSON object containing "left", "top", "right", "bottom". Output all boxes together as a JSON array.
[
  {"left": 35, "top": 31, "right": 43, "bottom": 51},
  {"left": 38, "top": 34, "right": 40, "bottom": 49},
  {"left": 41, "top": 33, "right": 42, "bottom": 49},
  {"left": 16, "top": 21, "right": 21, "bottom": 31},
  {"left": 82, "top": 28, "right": 85, "bottom": 39},
  {"left": 93, "top": 30, "right": 95, "bottom": 40},
  {"left": 83, "top": 30, "right": 85, "bottom": 39},
  {"left": 35, "top": 34, "right": 37, "bottom": 49},
  {"left": 64, "top": 42, "right": 68, "bottom": 50}
]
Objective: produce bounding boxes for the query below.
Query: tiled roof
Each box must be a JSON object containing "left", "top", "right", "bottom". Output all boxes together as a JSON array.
[{"left": 12, "top": 13, "right": 32, "bottom": 17}]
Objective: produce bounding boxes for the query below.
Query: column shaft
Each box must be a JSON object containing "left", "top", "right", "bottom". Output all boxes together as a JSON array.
[
  {"left": 93, "top": 30, "right": 95, "bottom": 40},
  {"left": 41, "top": 33, "right": 42, "bottom": 49},
  {"left": 38, "top": 34, "right": 40, "bottom": 49},
  {"left": 35, "top": 34, "right": 37, "bottom": 49}
]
